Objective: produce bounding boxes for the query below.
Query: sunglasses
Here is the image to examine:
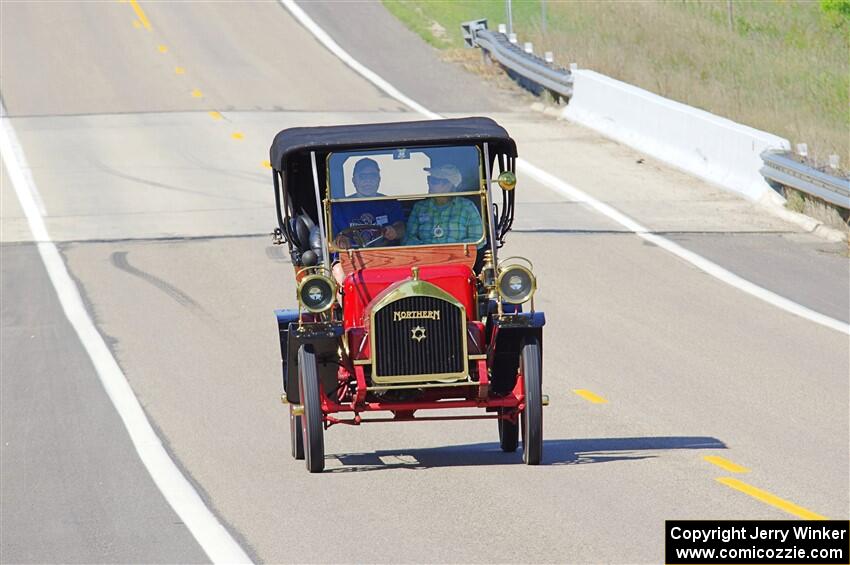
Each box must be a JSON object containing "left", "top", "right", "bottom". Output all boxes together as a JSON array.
[{"left": 427, "top": 176, "right": 451, "bottom": 185}]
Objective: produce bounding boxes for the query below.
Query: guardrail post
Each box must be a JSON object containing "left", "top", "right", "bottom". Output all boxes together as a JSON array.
[{"left": 482, "top": 49, "right": 492, "bottom": 66}]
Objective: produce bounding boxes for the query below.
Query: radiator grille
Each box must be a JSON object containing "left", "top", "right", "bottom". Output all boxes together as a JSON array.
[{"left": 374, "top": 296, "right": 464, "bottom": 379}]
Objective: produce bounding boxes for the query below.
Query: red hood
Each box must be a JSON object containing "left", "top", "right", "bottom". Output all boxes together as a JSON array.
[{"left": 342, "top": 264, "right": 477, "bottom": 328}]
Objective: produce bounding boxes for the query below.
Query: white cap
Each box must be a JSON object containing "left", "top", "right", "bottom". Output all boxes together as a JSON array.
[{"left": 423, "top": 164, "right": 462, "bottom": 189}]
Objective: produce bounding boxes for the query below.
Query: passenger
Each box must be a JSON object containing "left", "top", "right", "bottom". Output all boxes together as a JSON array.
[
  {"left": 332, "top": 158, "right": 405, "bottom": 249},
  {"left": 402, "top": 164, "right": 483, "bottom": 246}
]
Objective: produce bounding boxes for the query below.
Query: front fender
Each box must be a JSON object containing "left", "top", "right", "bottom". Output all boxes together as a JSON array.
[
  {"left": 488, "top": 310, "right": 545, "bottom": 394},
  {"left": 275, "top": 309, "right": 342, "bottom": 403}
]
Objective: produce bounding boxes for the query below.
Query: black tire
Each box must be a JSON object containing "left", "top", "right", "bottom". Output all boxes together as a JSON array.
[
  {"left": 498, "top": 409, "right": 519, "bottom": 452},
  {"left": 520, "top": 336, "right": 543, "bottom": 465},
  {"left": 289, "top": 406, "right": 304, "bottom": 460},
  {"left": 298, "top": 344, "right": 324, "bottom": 473}
]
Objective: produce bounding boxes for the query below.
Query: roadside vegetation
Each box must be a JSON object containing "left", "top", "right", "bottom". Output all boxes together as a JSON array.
[{"left": 384, "top": 0, "right": 849, "bottom": 172}]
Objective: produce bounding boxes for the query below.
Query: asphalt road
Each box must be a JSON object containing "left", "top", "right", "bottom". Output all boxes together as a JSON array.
[
  {"left": 1, "top": 1, "right": 847, "bottom": 563},
  {"left": 0, "top": 244, "right": 208, "bottom": 563}
]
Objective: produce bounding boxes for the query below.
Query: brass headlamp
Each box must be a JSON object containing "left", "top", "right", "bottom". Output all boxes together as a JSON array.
[
  {"left": 297, "top": 270, "right": 336, "bottom": 313},
  {"left": 495, "top": 257, "right": 536, "bottom": 305}
]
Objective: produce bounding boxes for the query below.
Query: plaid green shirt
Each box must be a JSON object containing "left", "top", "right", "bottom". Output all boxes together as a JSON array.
[{"left": 403, "top": 197, "right": 484, "bottom": 247}]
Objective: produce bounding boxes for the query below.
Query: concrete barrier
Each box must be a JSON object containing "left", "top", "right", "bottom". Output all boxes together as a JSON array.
[{"left": 561, "top": 69, "right": 790, "bottom": 201}]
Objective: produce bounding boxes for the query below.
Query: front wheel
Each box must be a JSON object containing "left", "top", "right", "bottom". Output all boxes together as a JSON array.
[
  {"left": 520, "top": 336, "right": 543, "bottom": 465},
  {"left": 289, "top": 405, "right": 304, "bottom": 460},
  {"left": 498, "top": 409, "right": 518, "bottom": 452},
  {"left": 298, "top": 344, "right": 324, "bottom": 473}
]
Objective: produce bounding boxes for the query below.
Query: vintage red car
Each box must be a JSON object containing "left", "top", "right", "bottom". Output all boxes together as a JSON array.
[{"left": 269, "top": 117, "right": 546, "bottom": 472}]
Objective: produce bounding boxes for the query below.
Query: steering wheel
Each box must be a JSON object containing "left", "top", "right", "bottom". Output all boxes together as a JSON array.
[{"left": 336, "top": 225, "right": 386, "bottom": 249}]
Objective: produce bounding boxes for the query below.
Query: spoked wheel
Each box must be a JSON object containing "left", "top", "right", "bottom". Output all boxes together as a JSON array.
[
  {"left": 298, "top": 344, "right": 325, "bottom": 473},
  {"left": 289, "top": 404, "right": 304, "bottom": 460},
  {"left": 520, "top": 336, "right": 543, "bottom": 465},
  {"left": 498, "top": 409, "right": 518, "bottom": 452}
]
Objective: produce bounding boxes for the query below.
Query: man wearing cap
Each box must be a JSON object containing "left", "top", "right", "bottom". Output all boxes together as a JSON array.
[
  {"left": 332, "top": 157, "right": 405, "bottom": 249},
  {"left": 402, "top": 164, "right": 484, "bottom": 247}
]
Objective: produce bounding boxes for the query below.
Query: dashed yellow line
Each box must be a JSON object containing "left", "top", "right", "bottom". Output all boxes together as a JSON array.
[
  {"left": 191, "top": 89, "right": 203, "bottom": 98},
  {"left": 262, "top": 160, "right": 272, "bottom": 169},
  {"left": 703, "top": 455, "right": 750, "bottom": 474},
  {"left": 158, "top": 44, "right": 168, "bottom": 53},
  {"left": 231, "top": 132, "right": 245, "bottom": 140},
  {"left": 174, "top": 67, "right": 186, "bottom": 75},
  {"left": 208, "top": 111, "right": 223, "bottom": 120},
  {"left": 716, "top": 477, "right": 827, "bottom": 520},
  {"left": 127, "top": 0, "right": 151, "bottom": 30},
  {"left": 572, "top": 389, "right": 608, "bottom": 404}
]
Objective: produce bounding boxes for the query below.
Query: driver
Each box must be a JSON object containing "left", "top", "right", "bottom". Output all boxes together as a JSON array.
[{"left": 332, "top": 158, "right": 405, "bottom": 249}]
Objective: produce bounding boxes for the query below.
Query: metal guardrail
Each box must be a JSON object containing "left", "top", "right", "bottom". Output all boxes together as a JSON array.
[
  {"left": 463, "top": 19, "right": 848, "bottom": 212},
  {"left": 761, "top": 151, "right": 850, "bottom": 211},
  {"left": 462, "top": 20, "right": 572, "bottom": 99}
]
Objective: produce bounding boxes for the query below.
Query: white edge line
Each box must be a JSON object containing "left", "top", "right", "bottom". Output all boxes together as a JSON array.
[
  {"left": 0, "top": 106, "right": 48, "bottom": 216},
  {"left": 280, "top": 0, "right": 439, "bottom": 120},
  {"left": 516, "top": 161, "right": 850, "bottom": 335},
  {"left": 281, "top": 0, "right": 849, "bottom": 336},
  {"left": 0, "top": 104, "right": 252, "bottom": 564}
]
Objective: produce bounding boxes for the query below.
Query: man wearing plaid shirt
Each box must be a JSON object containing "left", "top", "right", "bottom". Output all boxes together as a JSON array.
[{"left": 403, "top": 164, "right": 484, "bottom": 247}]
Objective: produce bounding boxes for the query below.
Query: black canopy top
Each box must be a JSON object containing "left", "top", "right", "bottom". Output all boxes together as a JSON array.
[{"left": 270, "top": 117, "right": 517, "bottom": 172}]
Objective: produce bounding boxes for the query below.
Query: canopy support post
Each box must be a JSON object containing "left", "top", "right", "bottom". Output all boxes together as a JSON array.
[
  {"left": 310, "top": 151, "right": 330, "bottom": 272},
  {"left": 273, "top": 170, "right": 285, "bottom": 232},
  {"left": 483, "top": 142, "right": 498, "bottom": 267}
]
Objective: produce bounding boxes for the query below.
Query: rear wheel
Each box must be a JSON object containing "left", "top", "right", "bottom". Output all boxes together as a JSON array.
[
  {"left": 298, "top": 344, "right": 324, "bottom": 473},
  {"left": 498, "top": 409, "right": 518, "bottom": 452},
  {"left": 520, "top": 336, "right": 543, "bottom": 465},
  {"left": 289, "top": 405, "right": 304, "bottom": 460}
]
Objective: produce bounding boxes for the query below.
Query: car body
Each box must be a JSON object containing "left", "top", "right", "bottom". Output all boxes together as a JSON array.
[{"left": 269, "top": 117, "right": 546, "bottom": 472}]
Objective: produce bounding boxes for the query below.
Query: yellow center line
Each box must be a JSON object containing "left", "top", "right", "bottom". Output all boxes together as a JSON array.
[
  {"left": 127, "top": 0, "right": 151, "bottom": 30},
  {"left": 231, "top": 132, "right": 245, "bottom": 140},
  {"left": 703, "top": 455, "right": 750, "bottom": 474},
  {"left": 208, "top": 111, "right": 223, "bottom": 120},
  {"left": 716, "top": 477, "right": 827, "bottom": 520},
  {"left": 262, "top": 160, "right": 272, "bottom": 169},
  {"left": 158, "top": 44, "right": 168, "bottom": 53},
  {"left": 191, "top": 89, "right": 203, "bottom": 98},
  {"left": 174, "top": 67, "right": 186, "bottom": 75},
  {"left": 572, "top": 389, "right": 608, "bottom": 404}
]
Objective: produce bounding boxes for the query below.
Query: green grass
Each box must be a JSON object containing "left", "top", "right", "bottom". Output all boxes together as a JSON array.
[{"left": 383, "top": 0, "right": 849, "bottom": 168}]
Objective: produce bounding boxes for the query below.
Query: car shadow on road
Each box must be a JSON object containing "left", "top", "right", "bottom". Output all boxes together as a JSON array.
[{"left": 326, "top": 436, "right": 725, "bottom": 473}]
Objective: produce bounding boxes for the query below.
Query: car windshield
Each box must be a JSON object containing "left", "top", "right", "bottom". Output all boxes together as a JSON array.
[
  {"left": 328, "top": 145, "right": 480, "bottom": 199},
  {"left": 326, "top": 145, "right": 486, "bottom": 250}
]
